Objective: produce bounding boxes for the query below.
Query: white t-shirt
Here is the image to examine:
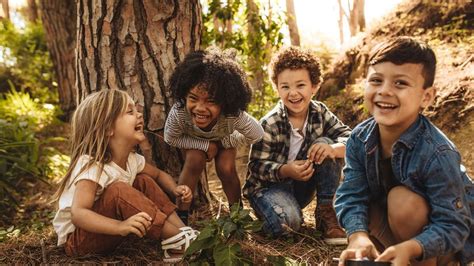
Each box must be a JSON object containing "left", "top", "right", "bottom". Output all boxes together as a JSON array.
[
  {"left": 53, "top": 152, "right": 146, "bottom": 245},
  {"left": 288, "top": 118, "right": 308, "bottom": 162}
]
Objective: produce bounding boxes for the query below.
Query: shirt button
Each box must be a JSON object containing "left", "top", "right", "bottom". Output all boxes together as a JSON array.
[{"left": 455, "top": 199, "right": 463, "bottom": 209}]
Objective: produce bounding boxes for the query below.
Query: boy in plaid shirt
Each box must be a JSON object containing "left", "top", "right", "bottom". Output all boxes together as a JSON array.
[{"left": 243, "top": 47, "right": 351, "bottom": 244}]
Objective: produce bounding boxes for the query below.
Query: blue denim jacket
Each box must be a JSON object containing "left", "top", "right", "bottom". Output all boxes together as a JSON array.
[{"left": 335, "top": 115, "right": 473, "bottom": 263}]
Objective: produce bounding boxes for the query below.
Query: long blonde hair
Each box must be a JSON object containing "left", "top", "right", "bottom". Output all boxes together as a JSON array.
[{"left": 53, "top": 89, "right": 131, "bottom": 201}]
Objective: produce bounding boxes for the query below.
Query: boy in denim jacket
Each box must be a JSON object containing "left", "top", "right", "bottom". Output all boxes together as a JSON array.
[
  {"left": 335, "top": 37, "right": 473, "bottom": 265},
  {"left": 244, "top": 47, "right": 351, "bottom": 245}
]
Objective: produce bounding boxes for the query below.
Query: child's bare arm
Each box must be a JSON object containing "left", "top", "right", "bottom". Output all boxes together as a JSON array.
[
  {"left": 141, "top": 163, "right": 177, "bottom": 194},
  {"left": 71, "top": 180, "right": 151, "bottom": 237},
  {"left": 141, "top": 163, "right": 192, "bottom": 203}
]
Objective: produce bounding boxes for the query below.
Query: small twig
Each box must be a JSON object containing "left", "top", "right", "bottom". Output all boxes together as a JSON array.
[
  {"left": 459, "top": 54, "right": 473, "bottom": 69},
  {"left": 40, "top": 239, "right": 47, "bottom": 264},
  {"left": 281, "top": 224, "right": 321, "bottom": 243},
  {"left": 216, "top": 197, "right": 222, "bottom": 219}
]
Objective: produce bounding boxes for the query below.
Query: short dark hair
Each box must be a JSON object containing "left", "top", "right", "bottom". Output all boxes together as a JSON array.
[
  {"left": 169, "top": 47, "right": 252, "bottom": 116},
  {"left": 368, "top": 37, "right": 436, "bottom": 88},
  {"left": 269, "top": 46, "right": 323, "bottom": 86}
]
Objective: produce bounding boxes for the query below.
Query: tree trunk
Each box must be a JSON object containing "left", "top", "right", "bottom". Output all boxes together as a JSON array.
[
  {"left": 348, "top": 0, "right": 357, "bottom": 36},
  {"left": 285, "top": 0, "right": 300, "bottom": 46},
  {"left": 357, "top": 0, "right": 365, "bottom": 32},
  {"left": 348, "top": 0, "right": 365, "bottom": 36},
  {"left": 337, "top": 0, "right": 345, "bottom": 45},
  {"left": 0, "top": 0, "right": 9, "bottom": 20},
  {"left": 75, "top": 0, "right": 210, "bottom": 204},
  {"left": 246, "top": 0, "right": 263, "bottom": 90},
  {"left": 26, "top": 0, "right": 39, "bottom": 22},
  {"left": 39, "top": 0, "right": 77, "bottom": 118}
]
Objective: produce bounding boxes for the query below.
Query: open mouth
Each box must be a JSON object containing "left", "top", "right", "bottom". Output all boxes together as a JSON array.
[
  {"left": 193, "top": 113, "right": 210, "bottom": 123},
  {"left": 375, "top": 102, "right": 397, "bottom": 109},
  {"left": 289, "top": 98, "right": 303, "bottom": 104},
  {"left": 135, "top": 124, "right": 143, "bottom": 132}
]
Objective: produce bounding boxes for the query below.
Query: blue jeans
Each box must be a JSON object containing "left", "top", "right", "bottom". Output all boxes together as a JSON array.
[{"left": 248, "top": 159, "right": 343, "bottom": 237}]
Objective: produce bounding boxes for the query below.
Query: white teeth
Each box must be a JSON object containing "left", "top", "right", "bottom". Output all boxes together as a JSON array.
[
  {"left": 289, "top": 99, "right": 302, "bottom": 103},
  {"left": 376, "top": 102, "right": 396, "bottom": 108},
  {"left": 195, "top": 114, "right": 208, "bottom": 119}
]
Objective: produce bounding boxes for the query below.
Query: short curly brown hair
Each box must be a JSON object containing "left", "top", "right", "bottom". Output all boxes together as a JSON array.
[{"left": 269, "top": 46, "right": 323, "bottom": 87}]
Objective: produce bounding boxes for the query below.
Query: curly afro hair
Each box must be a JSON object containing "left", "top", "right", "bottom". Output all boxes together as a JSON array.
[
  {"left": 169, "top": 47, "right": 252, "bottom": 117},
  {"left": 269, "top": 46, "right": 323, "bottom": 87}
]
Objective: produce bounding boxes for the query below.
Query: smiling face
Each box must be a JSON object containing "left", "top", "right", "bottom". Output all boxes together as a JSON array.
[
  {"left": 365, "top": 62, "right": 435, "bottom": 135},
  {"left": 111, "top": 99, "right": 146, "bottom": 146},
  {"left": 185, "top": 86, "right": 222, "bottom": 131},
  {"left": 276, "top": 68, "right": 319, "bottom": 119}
]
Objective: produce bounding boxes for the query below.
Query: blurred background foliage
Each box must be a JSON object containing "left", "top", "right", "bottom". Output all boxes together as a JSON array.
[{"left": 0, "top": 18, "right": 68, "bottom": 221}]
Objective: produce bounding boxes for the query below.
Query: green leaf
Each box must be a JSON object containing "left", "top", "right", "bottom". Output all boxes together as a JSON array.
[
  {"left": 213, "top": 243, "right": 241, "bottom": 266},
  {"left": 185, "top": 236, "right": 218, "bottom": 256},
  {"left": 222, "top": 221, "right": 237, "bottom": 238}
]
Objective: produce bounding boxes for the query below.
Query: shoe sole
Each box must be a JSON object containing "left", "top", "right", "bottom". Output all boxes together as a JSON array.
[{"left": 323, "top": 237, "right": 348, "bottom": 245}]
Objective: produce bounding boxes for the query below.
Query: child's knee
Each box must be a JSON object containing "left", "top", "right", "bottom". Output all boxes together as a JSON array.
[
  {"left": 263, "top": 205, "right": 302, "bottom": 237},
  {"left": 184, "top": 150, "right": 206, "bottom": 171},
  {"left": 101, "top": 181, "right": 133, "bottom": 203},
  {"left": 215, "top": 160, "right": 237, "bottom": 179},
  {"left": 387, "top": 186, "right": 429, "bottom": 227}
]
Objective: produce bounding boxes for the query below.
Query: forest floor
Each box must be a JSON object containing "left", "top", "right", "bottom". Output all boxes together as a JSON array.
[{"left": 0, "top": 1, "right": 472, "bottom": 264}]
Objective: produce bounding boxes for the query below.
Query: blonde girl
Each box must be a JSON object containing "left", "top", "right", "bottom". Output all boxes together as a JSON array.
[{"left": 53, "top": 90, "right": 197, "bottom": 263}]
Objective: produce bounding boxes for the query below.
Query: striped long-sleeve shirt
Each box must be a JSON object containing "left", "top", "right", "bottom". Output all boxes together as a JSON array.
[
  {"left": 164, "top": 103, "right": 264, "bottom": 152},
  {"left": 243, "top": 100, "right": 351, "bottom": 197}
]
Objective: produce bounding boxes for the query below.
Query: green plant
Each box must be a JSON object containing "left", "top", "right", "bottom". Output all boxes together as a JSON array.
[
  {"left": 0, "top": 89, "right": 64, "bottom": 214},
  {"left": 185, "top": 203, "right": 262, "bottom": 265},
  {"left": 0, "top": 19, "right": 57, "bottom": 103}
]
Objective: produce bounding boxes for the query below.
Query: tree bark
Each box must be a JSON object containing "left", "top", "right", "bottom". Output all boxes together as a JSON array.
[
  {"left": 357, "top": 0, "right": 366, "bottom": 32},
  {"left": 285, "top": 0, "right": 300, "bottom": 46},
  {"left": 75, "top": 0, "right": 208, "bottom": 203},
  {"left": 348, "top": 0, "right": 365, "bottom": 36},
  {"left": 39, "top": 0, "right": 77, "bottom": 118},
  {"left": 0, "top": 0, "right": 9, "bottom": 20},
  {"left": 26, "top": 0, "right": 39, "bottom": 22}
]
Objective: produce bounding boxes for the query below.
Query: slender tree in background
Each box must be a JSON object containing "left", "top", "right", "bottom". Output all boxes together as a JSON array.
[
  {"left": 0, "top": 0, "right": 9, "bottom": 20},
  {"left": 39, "top": 0, "right": 77, "bottom": 118},
  {"left": 75, "top": 0, "right": 204, "bottom": 199},
  {"left": 348, "top": 0, "right": 365, "bottom": 36},
  {"left": 25, "top": 0, "right": 39, "bottom": 22},
  {"left": 336, "top": 0, "right": 366, "bottom": 42},
  {"left": 285, "top": 0, "right": 300, "bottom": 46},
  {"left": 337, "top": 0, "right": 345, "bottom": 44}
]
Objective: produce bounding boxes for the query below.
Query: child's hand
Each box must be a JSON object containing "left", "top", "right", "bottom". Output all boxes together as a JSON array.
[
  {"left": 174, "top": 185, "right": 192, "bottom": 204},
  {"left": 374, "top": 245, "right": 410, "bottom": 266},
  {"left": 338, "top": 232, "right": 380, "bottom": 266},
  {"left": 375, "top": 240, "right": 422, "bottom": 266},
  {"left": 118, "top": 212, "right": 152, "bottom": 238},
  {"left": 206, "top": 141, "right": 219, "bottom": 162},
  {"left": 307, "top": 143, "right": 336, "bottom": 164},
  {"left": 282, "top": 160, "right": 314, "bottom": 181}
]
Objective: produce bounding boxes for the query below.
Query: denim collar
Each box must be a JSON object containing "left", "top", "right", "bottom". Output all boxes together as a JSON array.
[{"left": 361, "top": 115, "right": 425, "bottom": 154}]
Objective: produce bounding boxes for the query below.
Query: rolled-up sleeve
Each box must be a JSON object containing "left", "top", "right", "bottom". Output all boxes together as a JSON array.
[{"left": 414, "top": 149, "right": 472, "bottom": 260}]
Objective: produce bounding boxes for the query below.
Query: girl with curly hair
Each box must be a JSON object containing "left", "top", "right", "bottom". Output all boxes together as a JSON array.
[{"left": 164, "top": 47, "right": 264, "bottom": 223}]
